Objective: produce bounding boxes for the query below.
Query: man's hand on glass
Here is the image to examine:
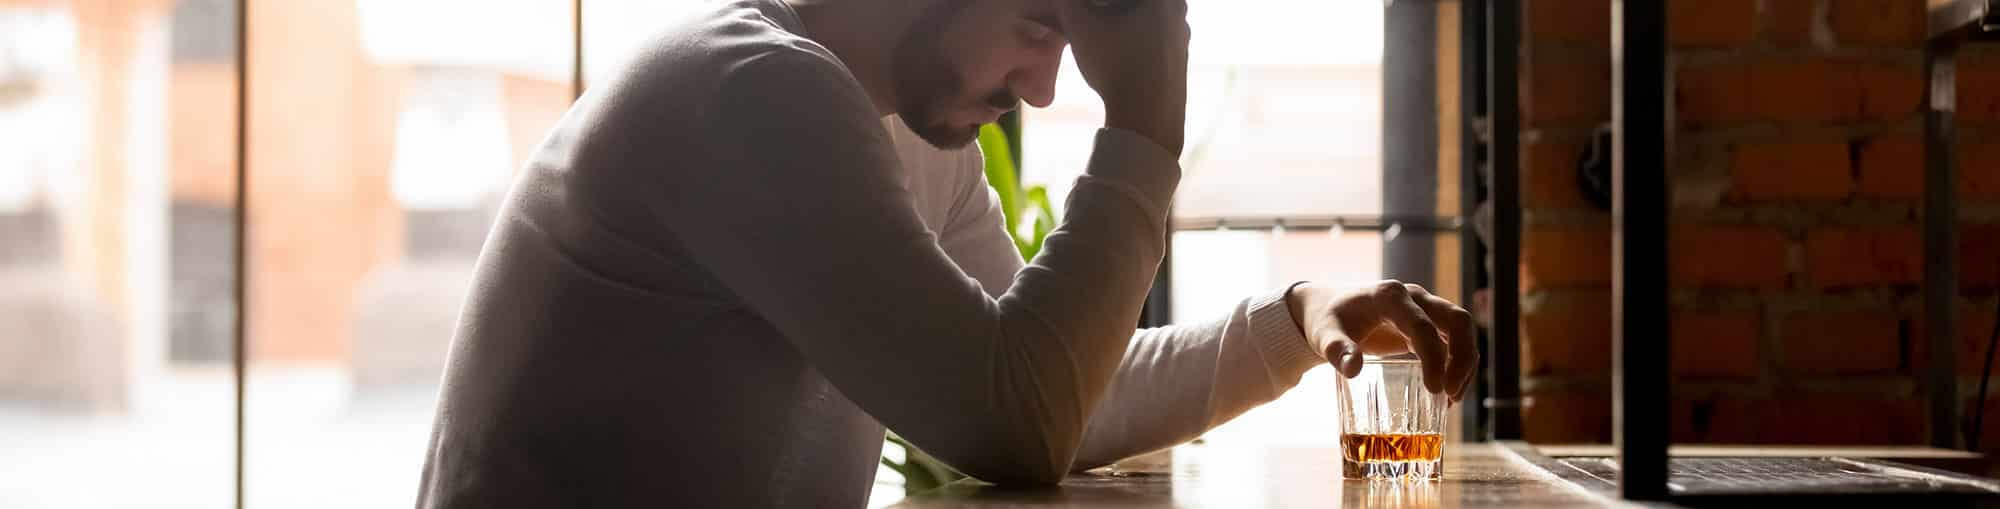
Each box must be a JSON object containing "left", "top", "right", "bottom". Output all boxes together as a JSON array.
[{"left": 1286, "top": 281, "right": 1480, "bottom": 402}]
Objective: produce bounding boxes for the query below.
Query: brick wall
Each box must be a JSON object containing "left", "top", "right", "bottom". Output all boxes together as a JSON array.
[{"left": 1516, "top": 0, "right": 2000, "bottom": 447}]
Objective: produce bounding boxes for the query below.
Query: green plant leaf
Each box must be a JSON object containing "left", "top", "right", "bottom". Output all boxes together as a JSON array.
[
  {"left": 1024, "top": 186, "right": 1055, "bottom": 260},
  {"left": 884, "top": 431, "right": 965, "bottom": 495},
  {"left": 978, "top": 124, "right": 1023, "bottom": 237},
  {"left": 881, "top": 456, "right": 911, "bottom": 475}
]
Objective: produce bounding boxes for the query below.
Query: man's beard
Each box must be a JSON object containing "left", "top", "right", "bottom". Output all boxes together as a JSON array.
[{"left": 890, "top": 0, "right": 1011, "bottom": 149}]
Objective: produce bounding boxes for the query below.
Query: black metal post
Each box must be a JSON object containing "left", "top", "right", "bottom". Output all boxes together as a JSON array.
[
  {"left": 1485, "top": 0, "right": 1523, "bottom": 441},
  {"left": 1460, "top": 0, "right": 1491, "bottom": 442},
  {"left": 1923, "top": 40, "right": 1962, "bottom": 451},
  {"left": 1612, "top": 0, "right": 1670, "bottom": 500}
]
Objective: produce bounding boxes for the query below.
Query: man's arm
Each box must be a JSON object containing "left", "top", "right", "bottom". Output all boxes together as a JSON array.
[
  {"left": 935, "top": 146, "right": 1321, "bottom": 471},
  {"left": 648, "top": 48, "right": 1176, "bottom": 485},
  {"left": 1069, "top": 292, "right": 1323, "bottom": 468}
]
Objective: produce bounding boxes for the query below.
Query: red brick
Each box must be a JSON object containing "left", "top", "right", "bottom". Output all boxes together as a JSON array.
[
  {"left": 1522, "top": 228, "right": 1612, "bottom": 290},
  {"left": 1523, "top": 140, "right": 1592, "bottom": 209},
  {"left": 1754, "top": 397, "right": 1922, "bottom": 445},
  {"left": 1857, "top": 137, "right": 2000, "bottom": 201},
  {"left": 1523, "top": 57, "right": 1611, "bottom": 128},
  {"left": 1959, "top": 61, "right": 2000, "bottom": 123},
  {"left": 1673, "top": 312, "right": 1762, "bottom": 379},
  {"left": 1805, "top": 227, "right": 1923, "bottom": 289},
  {"left": 1729, "top": 141, "right": 1855, "bottom": 202},
  {"left": 1855, "top": 61, "right": 1923, "bottom": 120},
  {"left": 1827, "top": 0, "right": 1926, "bottom": 47},
  {"left": 1752, "top": 60, "right": 1862, "bottom": 123},
  {"left": 1676, "top": 63, "right": 1755, "bottom": 127},
  {"left": 1670, "top": 225, "right": 1791, "bottom": 289},
  {"left": 1674, "top": 396, "right": 1768, "bottom": 443},
  {"left": 1670, "top": 398, "right": 1706, "bottom": 443},
  {"left": 1765, "top": 0, "right": 1819, "bottom": 48},
  {"left": 1974, "top": 397, "right": 2000, "bottom": 452},
  {"left": 1668, "top": 0, "right": 1757, "bottom": 48},
  {"left": 1912, "top": 303, "right": 2000, "bottom": 375},
  {"left": 1855, "top": 135, "right": 1922, "bottom": 200},
  {"left": 1521, "top": 291, "right": 1612, "bottom": 375},
  {"left": 1963, "top": 307, "right": 1999, "bottom": 375},
  {"left": 1524, "top": 0, "right": 1611, "bottom": 47},
  {"left": 1966, "top": 225, "right": 2000, "bottom": 290},
  {"left": 1782, "top": 311, "right": 1902, "bottom": 374},
  {"left": 1523, "top": 390, "right": 1610, "bottom": 444},
  {"left": 1965, "top": 142, "right": 2000, "bottom": 200}
]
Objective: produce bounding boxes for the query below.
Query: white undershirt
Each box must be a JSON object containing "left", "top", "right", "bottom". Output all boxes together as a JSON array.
[{"left": 416, "top": 1, "right": 1324, "bottom": 507}]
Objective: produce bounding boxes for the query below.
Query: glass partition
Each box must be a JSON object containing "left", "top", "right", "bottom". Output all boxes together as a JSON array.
[
  {"left": 0, "top": 1, "right": 238, "bottom": 506},
  {"left": 239, "top": 1, "right": 572, "bottom": 506}
]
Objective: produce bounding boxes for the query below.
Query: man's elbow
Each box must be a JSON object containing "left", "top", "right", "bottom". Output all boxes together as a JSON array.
[
  {"left": 943, "top": 438, "right": 1075, "bottom": 487},
  {"left": 956, "top": 460, "right": 1068, "bottom": 488}
]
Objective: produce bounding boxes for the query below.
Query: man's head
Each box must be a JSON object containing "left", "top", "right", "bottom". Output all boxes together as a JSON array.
[{"left": 890, "top": 0, "right": 1066, "bottom": 149}]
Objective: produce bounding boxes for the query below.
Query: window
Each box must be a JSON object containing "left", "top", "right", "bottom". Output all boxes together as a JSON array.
[
  {"left": 0, "top": 2, "right": 236, "bottom": 506},
  {"left": 1021, "top": 0, "right": 1460, "bottom": 447},
  {"left": 1022, "top": 0, "right": 1384, "bottom": 218},
  {"left": 238, "top": 1, "right": 573, "bottom": 507}
]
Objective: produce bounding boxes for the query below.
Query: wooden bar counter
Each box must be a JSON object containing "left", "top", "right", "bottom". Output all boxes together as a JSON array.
[{"left": 895, "top": 442, "right": 1622, "bottom": 508}]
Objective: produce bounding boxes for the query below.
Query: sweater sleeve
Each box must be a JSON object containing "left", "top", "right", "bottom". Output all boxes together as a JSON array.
[
  {"left": 935, "top": 128, "right": 1326, "bottom": 473},
  {"left": 653, "top": 49, "right": 1176, "bottom": 485},
  {"left": 1069, "top": 287, "right": 1324, "bottom": 470}
]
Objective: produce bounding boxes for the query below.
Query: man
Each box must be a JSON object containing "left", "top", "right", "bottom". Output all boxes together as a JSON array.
[{"left": 416, "top": 0, "right": 1478, "bottom": 506}]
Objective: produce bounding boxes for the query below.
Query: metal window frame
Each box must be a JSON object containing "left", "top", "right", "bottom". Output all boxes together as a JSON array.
[
  {"left": 1385, "top": 0, "right": 1444, "bottom": 291},
  {"left": 231, "top": 2, "right": 248, "bottom": 507},
  {"left": 1459, "top": 0, "right": 1493, "bottom": 443},
  {"left": 1484, "top": 0, "right": 1524, "bottom": 442}
]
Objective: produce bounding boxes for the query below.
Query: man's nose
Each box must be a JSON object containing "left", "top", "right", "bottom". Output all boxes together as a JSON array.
[{"left": 1009, "top": 58, "right": 1060, "bottom": 109}]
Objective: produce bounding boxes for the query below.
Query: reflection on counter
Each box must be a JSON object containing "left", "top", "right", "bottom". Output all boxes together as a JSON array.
[
  {"left": 1344, "top": 480, "right": 1439, "bottom": 508},
  {"left": 897, "top": 443, "right": 1616, "bottom": 508}
]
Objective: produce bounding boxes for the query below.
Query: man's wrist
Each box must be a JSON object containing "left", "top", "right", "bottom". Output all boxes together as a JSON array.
[
  {"left": 1285, "top": 281, "right": 1314, "bottom": 340},
  {"left": 1105, "top": 108, "right": 1184, "bottom": 156}
]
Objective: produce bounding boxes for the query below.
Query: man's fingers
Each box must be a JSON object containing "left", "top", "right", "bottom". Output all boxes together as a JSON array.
[
  {"left": 1082, "top": 0, "right": 1143, "bottom": 16},
  {"left": 1408, "top": 284, "right": 1478, "bottom": 402},
  {"left": 1329, "top": 339, "right": 1363, "bottom": 378},
  {"left": 1324, "top": 302, "right": 1378, "bottom": 378},
  {"left": 1373, "top": 282, "right": 1448, "bottom": 394},
  {"left": 1056, "top": 0, "right": 1183, "bottom": 35}
]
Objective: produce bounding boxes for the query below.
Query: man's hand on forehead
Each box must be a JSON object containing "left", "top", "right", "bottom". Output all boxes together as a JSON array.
[
  {"left": 1081, "top": 0, "right": 1142, "bottom": 16},
  {"left": 1025, "top": 0, "right": 1141, "bottom": 36},
  {"left": 1049, "top": 0, "right": 1189, "bottom": 154}
]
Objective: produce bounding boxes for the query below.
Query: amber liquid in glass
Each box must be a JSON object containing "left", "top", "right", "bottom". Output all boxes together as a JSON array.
[
  {"left": 1341, "top": 432, "right": 1442, "bottom": 462},
  {"left": 1341, "top": 432, "right": 1443, "bottom": 479}
]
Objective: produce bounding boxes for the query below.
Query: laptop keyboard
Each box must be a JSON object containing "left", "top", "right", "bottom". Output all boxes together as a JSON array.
[{"left": 1555, "top": 457, "right": 1999, "bottom": 494}]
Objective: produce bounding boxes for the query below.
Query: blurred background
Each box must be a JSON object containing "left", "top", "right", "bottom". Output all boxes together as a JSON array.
[{"left": 0, "top": 0, "right": 1406, "bottom": 507}]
